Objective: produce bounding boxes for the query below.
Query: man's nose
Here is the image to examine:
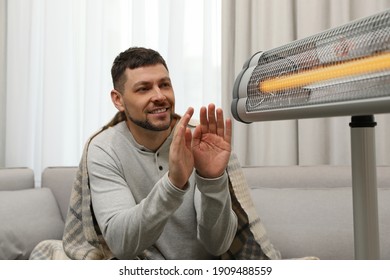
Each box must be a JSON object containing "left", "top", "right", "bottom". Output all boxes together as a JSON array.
[{"left": 151, "top": 86, "right": 167, "bottom": 101}]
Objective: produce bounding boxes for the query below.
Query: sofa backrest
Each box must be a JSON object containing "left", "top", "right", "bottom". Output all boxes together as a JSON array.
[
  {"left": 0, "top": 167, "right": 34, "bottom": 191},
  {"left": 41, "top": 166, "right": 78, "bottom": 221},
  {"left": 242, "top": 165, "right": 390, "bottom": 260}
]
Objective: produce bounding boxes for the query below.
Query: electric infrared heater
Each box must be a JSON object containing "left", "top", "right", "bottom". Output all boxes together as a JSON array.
[{"left": 232, "top": 10, "right": 390, "bottom": 259}]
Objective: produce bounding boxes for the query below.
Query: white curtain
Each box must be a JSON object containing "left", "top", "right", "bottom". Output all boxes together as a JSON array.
[
  {"left": 222, "top": 0, "right": 390, "bottom": 166},
  {"left": 0, "top": 0, "right": 6, "bottom": 168},
  {"left": 2, "top": 0, "right": 221, "bottom": 184},
  {"left": 3, "top": 0, "right": 390, "bottom": 184}
]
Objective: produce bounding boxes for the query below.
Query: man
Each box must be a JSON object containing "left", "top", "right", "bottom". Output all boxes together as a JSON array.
[
  {"left": 29, "top": 46, "right": 281, "bottom": 261},
  {"left": 87, "top": 47, "right": 238, "bottom": 259}
]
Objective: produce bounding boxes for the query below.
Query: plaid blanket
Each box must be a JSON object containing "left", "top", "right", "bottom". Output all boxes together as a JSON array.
[{"left": 29, "top": 112, "right": 281, "bottom": 260}]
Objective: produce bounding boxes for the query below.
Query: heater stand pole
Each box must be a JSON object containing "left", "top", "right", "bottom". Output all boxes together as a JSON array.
[{"left": 349, "top": 115, "right": 380, "bottom": 259}]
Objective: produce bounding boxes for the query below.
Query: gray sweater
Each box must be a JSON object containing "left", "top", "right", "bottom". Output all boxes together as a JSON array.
[{"left": 87, "top": 121, "right": 237, "bottom": 259}]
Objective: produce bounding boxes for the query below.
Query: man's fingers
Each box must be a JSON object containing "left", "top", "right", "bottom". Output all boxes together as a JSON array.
[
  {"left": 199, "top": 104, "right": 230, "bottom": 139},
  {"left": 185, "top": 127, "right": 192, "bottom": 148},
  {"left": 225, "top": 118, "right": 232, "bottom": 144},
  {"left": 174, "top": 107, "right": 194, "bottom": 137},
  {"left": 216, "top": 108, "right": 225, "bottom": 137},
  {"left": 199, "top": 106, "right": 208, "bottom": 134},
  {"left": 207, "top": 103, "right": 217, "bottom": 134},
  {"left": 182, "top": 107, "right": 194, "bottom": 127}
]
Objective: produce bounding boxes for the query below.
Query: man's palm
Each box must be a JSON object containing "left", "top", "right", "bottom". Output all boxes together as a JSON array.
[{"left": 192, "top": 105, "right": 232, "bottom": 178}]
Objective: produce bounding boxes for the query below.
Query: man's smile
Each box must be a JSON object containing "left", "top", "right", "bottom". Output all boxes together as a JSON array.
[{"left": 149, "top": 107, "right": 169, "bottom": 114}]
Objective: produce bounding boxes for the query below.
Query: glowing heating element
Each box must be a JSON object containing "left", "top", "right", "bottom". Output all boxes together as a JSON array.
[
  {"left": 231, "top": 9, "right": 390, "bottom": 123},
  {"left": 259, "top": 52, "right": 390, "bottom": 93}
]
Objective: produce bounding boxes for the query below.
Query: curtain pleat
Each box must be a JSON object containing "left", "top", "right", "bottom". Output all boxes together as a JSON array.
[{"left": 0, "top": 0, "right": 6, "bottom": 168}]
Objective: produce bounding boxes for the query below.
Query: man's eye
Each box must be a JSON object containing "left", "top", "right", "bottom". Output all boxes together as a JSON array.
[
  {"left": 137, "top": 87, "right": 148, "bottom": 92},
  {"left": 161, "top": 83, "right": 171, "bottom": 88}
]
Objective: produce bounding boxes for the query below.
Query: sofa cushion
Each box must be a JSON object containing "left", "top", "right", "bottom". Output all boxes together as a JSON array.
[
  {"left": 251, "top": 187, "right": 355, "bottom": 259},
  {"left": 0, "top": 168, "right": 34, "bottom": 191},
  {"left": 0, "top": 188, "right": 65, "bottom": 259}
]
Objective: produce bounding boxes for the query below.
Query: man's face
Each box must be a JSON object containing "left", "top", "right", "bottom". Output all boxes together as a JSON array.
[{"left": 119, "top": 64, "right": 175, "bottom": 133}]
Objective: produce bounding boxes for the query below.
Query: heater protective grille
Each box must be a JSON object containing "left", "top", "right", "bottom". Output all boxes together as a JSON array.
[{"left": 233, "top": 10, "right": 390, "bottom": 122}]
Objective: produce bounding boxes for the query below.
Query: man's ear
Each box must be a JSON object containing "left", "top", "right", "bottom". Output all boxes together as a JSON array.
[{"left": 111, "top": 89, "right": 125, "bottom": 112}]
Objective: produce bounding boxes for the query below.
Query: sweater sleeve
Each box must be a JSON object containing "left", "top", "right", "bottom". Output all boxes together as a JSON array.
[
  {"left": 88, "top": 143, "right": 188, "bottom": 259},
  {"left": 194, "top": 171, "right": 238, "bottom": 256}
]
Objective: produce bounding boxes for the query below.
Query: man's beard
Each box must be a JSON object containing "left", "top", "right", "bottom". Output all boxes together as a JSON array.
[{"left": 124, "top": 106, "right": 173, "bottom": 132}]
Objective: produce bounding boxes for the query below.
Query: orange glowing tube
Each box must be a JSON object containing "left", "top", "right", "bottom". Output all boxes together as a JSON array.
[{"left": 259, "top": 52, "right": 390, "bottom": 93}]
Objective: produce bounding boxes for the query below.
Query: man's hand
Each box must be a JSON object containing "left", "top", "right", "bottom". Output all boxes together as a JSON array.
[
  {"left": 168, "top": 107, "right": 195, "bottom": 189},
  {"left": 192, "top": 104, "right": 232, "bottom": 178}
]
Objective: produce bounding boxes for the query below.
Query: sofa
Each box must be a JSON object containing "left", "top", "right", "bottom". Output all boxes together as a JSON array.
[
  {"left": 0, "top": 167, "right": 74, "bottom": 260},
  {"left": 1, "top": 165, "right": 389, "bottom": 260}
]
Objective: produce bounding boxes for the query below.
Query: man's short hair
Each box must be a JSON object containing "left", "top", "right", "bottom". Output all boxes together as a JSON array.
[{"left": 111, "top": 47, "right": 169, "bottom": 93}]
